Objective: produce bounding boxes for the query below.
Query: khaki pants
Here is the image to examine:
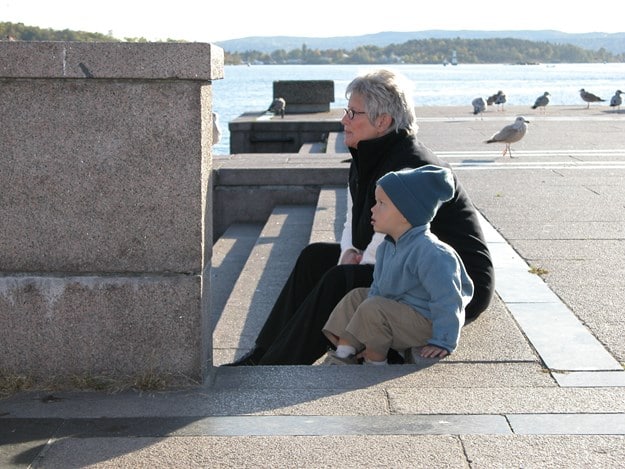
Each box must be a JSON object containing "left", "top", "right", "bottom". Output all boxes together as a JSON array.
[{"left": 322, "top": 288, "right": 433, "bottom": 357}]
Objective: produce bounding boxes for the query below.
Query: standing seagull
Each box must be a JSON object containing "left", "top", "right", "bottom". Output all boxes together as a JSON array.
[
  {"left": 487, "top": 90, "right": 503, "bottom": 105},
  {"left": 532, "top": 91, "right": 550, "bottom": 112},
  {"left": 494, "top": 90, "right": 507, "bottom": 111},
  {"left": 472, "top": 97, "right": 486, "bottom": 116},
  {"left": 487, "top": 90, "right": 507, "bottom": 111},
  {"left": 579, "top": 88, "right": 605, "bottom": 108},
  {"left": 609, "top": 90, "right": 623, "bottom": 111},
  {"left": 485, "top": 116, "right": 530, "bottom": 158}
]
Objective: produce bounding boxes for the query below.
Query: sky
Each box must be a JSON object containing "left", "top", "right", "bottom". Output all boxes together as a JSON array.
[{"left": 2, "top": 0, "right": 623, "bottom": 43}]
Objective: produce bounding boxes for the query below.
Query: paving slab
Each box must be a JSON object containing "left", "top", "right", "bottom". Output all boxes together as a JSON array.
[
  {"left": 508, "top": 301, "right": 622, "bottom": 371},
  {"left": 461, "top": 435, "right": 625, "bottom": 468},
  {"left": 451, "top": 296, "right": 538, "bottom": 362},
  {"left": 553, "top": 371, "right": 625, "bottom": 387},
  {"left": 23, "top": 435, "right": 471, "bottom": 469},
  {"left": 508, "top": 413, "right": 625, "bottom": 435},
  {"left": 389, "top": 387, "right": 625, "bottom": 414}
]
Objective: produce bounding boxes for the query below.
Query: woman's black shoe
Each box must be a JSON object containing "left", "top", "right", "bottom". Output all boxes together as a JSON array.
[{"left": 222, "top": 347, "right": 265, "bottom": 366}]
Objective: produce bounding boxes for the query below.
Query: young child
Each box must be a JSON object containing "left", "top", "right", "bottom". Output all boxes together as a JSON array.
[{"left": 322, "top": 165, "right": 474, "bottom": 365}]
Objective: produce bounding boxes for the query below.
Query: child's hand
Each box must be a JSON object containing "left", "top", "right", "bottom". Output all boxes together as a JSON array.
[{"left": 419, "top": 345, "right": 449, "bottom": 358}]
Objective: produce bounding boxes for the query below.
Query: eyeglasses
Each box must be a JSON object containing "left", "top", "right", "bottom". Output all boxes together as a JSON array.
[{"left": 343, "top": 108, "right": 367, "bottom": 120}]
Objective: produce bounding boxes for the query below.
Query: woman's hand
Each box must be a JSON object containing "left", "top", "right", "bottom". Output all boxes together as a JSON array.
[
  {"left": 419, "top": 345, "right": 449, "bottom": 358},
  {"left": 340, "top": 249, "right": 363, "bottom": 265}
]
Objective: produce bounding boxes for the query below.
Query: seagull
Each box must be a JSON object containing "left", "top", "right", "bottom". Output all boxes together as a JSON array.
[
  {"left": 472, "top": 97, "right": 486, "bottom": 116},
  {"left": 486, "top": 91, "right": 500, "bottom": 106},
  {"left": 579, "top": 88, "right": 605, "bottom": 108},
  {"left": 494, "top": 91, "right": 507, "bottom": 111},
  {"left": 267, "top": 97, "right": 286, "bottom": 118},
  {"left": 485, "top": 116, "right": 530, "bottom": 158},
  {"left": 609, "top": 90, "right": 623, "bottom": 111},
  {"left": 532, "top": 91, "right": 550, "bottom": 112},
  {"left": 487, "top": 90, "right": 506, "bottom": 111}
]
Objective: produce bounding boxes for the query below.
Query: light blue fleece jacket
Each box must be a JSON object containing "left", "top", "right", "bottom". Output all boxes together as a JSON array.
[{"left": 368, "top": 224, "right": 474, "bottom": 353}]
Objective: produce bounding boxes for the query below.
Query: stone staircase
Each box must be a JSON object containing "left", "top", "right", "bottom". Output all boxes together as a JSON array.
[
  {"left": 212, "top": 131, "right": 348, "bottom": 364},
  {"left": 212, "top": 187, "right": 346, "bottom": 366}
]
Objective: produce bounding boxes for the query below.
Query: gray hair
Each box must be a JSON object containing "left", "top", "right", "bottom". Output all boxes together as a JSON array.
[{"left": 345, "top": 69, "right": 417, "bottom": 135}]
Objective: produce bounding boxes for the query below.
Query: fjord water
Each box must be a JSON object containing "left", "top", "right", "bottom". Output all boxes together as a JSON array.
[{"left": 211, "top": 63, "right": 625, "bottom": 155}]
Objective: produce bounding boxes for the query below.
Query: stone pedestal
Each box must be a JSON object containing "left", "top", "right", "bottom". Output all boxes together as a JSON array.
[
  {"left": 273, "top": 80, "right": 335, "bottom": 113},
  {"left": 0, "top": 42, "right": 223, "bottom": 386}
]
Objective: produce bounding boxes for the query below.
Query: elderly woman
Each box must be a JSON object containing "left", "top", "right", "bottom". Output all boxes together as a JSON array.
[{"left": 226, "top": 69, "right": 494, "bottom": 366}]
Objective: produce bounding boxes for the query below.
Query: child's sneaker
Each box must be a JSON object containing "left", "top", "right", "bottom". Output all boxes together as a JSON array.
[{"left": 321, "top": 350, "right": 360, "bottom": 365}]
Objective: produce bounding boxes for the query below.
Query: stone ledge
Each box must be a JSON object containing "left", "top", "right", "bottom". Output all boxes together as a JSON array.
[
  {"left": 212, "top": 155, "right": 349, "bottom": 238},
  {"left": 0, "top": 42, "right": 224, "bottom": 80}
]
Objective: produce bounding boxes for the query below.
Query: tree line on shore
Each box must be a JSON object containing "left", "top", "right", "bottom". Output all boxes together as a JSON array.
[
  {"left": 227, "top": 38, "right": 624, "bottom": 65},
  {"left": 0, "top": 22, "right": 174, "bottom": 43},
  {"left": 2, "top": 22, "right": 623, "bottom": 65}
]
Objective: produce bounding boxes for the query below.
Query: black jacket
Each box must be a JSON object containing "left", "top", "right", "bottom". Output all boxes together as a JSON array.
[{"left": 348, "top": 129, "right": 494, "bottom": 318}]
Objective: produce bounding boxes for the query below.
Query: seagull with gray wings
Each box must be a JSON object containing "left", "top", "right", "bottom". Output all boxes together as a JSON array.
[
  {"left": 610, "top": 90, "right": 623, "bottom": 111},
  {"left": 579, "top": 88, "right": 605, "bottom": 108},
  {"left": 532, "top": 91, "right": 550, "bottom": 112},
  {"left": 472, "top": 97, "right": 486, "bottom": 116},
  {"left": 485, "top": 116, "right": 529, "bottom": 158}
]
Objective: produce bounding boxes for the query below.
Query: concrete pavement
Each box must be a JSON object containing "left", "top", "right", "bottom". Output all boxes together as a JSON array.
[{"left": 1, "top": 105, "right": 625, "bottom": 468}]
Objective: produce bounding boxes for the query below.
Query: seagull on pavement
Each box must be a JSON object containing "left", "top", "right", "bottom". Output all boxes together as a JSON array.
[
  {"left": 579, "top": 88, "right": 605, "bottom": 108},
  {"left": 532, "top": 91, "right": 550, "bottom": 112},
  {"left": 487, "top": 90, "right": 502, "bottom": 106},
  {"left": 485, "top": 116, "right": 530, "bottom": 158},
  {"left": 487, "top": 90, "right": 507, "bottom": 111},
  {"left": 472, "top": 97, "right": 486, "bottom": 116},
  {"left": 494, "top": 91, "right": 507, "bottom": 111},
  {"left": 609, "top": 90, "right": 623, "bottom": 111}
]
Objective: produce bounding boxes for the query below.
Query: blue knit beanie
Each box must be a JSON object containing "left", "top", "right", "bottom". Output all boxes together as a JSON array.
[{"left": 377, "top": 165, "right": 455, "bottom": 226}]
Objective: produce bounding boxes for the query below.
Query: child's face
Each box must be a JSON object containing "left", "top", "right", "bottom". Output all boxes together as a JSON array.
[{"left": 371, "top": 186, "right": 411, "bottom": 240}]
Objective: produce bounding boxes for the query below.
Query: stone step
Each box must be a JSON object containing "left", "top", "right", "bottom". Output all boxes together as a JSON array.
[
  {"left": 210, "top": 222, "right": 264, "bottom": 329},
  {"left": 212, "top": 205, "right": 315, "bottom": 365},
  {"left": 309, "top": 186, "right": 347, "bottom": 244},
  {"left": 297, "top": 132, "right": 348, "bottom": 155},
  {"left": 298, "top": 141, "right": 326, "bottom": 153},
  {"left": 326, "top": 131, "right": 349, "bottom": 154}
]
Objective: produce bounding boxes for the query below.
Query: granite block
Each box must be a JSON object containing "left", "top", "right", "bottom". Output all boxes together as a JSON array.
[{"left": 0, "top": 274, "right": 206, "bottom": 382}]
